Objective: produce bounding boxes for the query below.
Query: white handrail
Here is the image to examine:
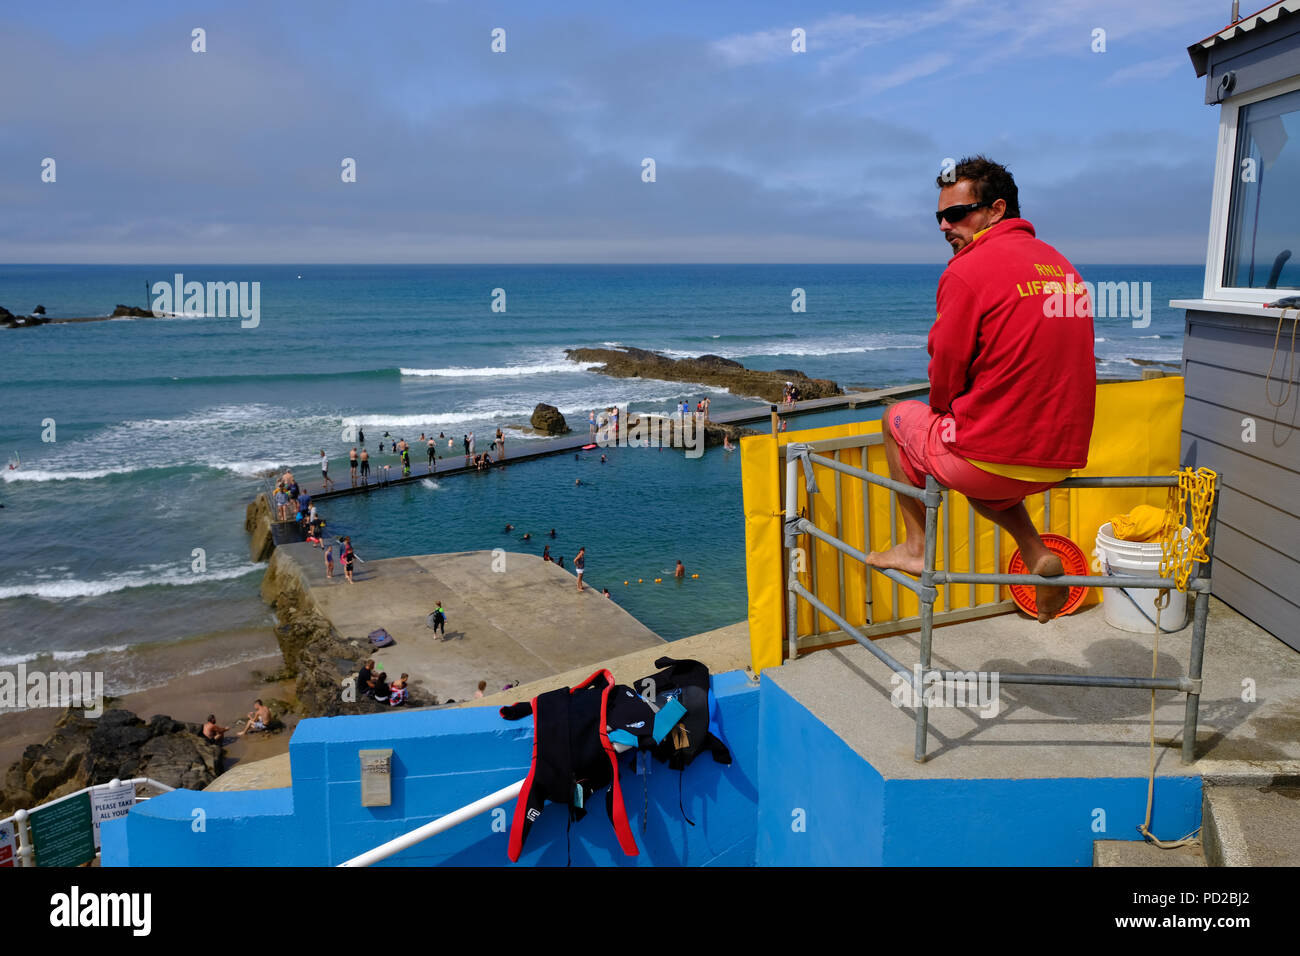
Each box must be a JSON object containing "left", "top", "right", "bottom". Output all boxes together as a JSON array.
[
  {"left": 338, "top": 779, "right": 524, "bottom": 867},
  {"left": 2, "top": 777, "right": 176, "bottom": 867}
]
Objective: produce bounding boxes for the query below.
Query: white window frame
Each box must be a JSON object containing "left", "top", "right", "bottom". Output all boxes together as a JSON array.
[{"left": 1202, "top": 72, "right": 1300, "bottom": 302}]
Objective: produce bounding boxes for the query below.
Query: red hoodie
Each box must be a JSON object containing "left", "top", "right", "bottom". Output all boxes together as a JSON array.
[{"left": 928, "top": 218, "right": 1095, "bottom": 469}]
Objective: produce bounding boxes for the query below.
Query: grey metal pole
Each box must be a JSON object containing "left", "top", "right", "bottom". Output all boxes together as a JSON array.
[
  {"left": 915, "top": 475, "right": 941, "bottom": 761},
  {"left": 784, "top": 452, "right": 800, "bottom": 662},
  {"left": 1181, "top": 475, "right": 1219, "bottom": 764}
]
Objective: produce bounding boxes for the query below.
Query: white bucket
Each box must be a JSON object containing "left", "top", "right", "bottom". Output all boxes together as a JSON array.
[{"left": 1095, "top": 522, "right": 1190, "bottom": 634}]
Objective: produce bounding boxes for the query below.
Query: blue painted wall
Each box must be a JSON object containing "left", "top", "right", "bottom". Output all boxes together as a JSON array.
[
  {"left": 101, "top": 666, "right": 1203, "bottom": 867},
  {"left": 103, "top": 670, "right": 760, "bottom": 867},
  {"left": 754, "top": 673, "right": 1202, "bottom": 866}
]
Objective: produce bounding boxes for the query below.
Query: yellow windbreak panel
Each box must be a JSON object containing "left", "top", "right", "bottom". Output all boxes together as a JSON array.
[
  {"left": 741, "top": 378, "right": 1185, "bottom": 673},
  {"left": 1068, "top": 376, "right": 1185, "bottom": 605},
  {"left": 740, "top": 432, "right": 783, "bottom": 674}
]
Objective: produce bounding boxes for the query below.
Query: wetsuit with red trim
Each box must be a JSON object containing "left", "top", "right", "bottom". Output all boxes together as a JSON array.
[{"left": 499, "top": 669, "right": 639, "bottom": 862}]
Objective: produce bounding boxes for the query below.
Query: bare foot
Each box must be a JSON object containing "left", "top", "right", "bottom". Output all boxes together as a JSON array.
[
  {"left": 865, "top": 543, "right": 925, "bottom": 576},
  {"left": 1030, "top": 552, "right": 1067, "bottom": 622}
]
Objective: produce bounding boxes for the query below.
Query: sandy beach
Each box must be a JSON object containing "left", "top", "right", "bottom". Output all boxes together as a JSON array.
[{"left": 0, "top": 631, "right": 298, "bottom": 774}]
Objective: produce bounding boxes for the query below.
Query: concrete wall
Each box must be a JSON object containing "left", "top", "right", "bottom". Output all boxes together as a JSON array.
[
  {"left": 1181, "top": 309, "right": 1300, "bottom": 650},
  {"left": 102, "top": 670, "right": 759, "bottom": 867}
]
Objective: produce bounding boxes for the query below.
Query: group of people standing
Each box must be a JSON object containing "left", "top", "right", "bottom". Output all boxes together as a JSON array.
[{"left": 463, "top": 428, "right": 508, "bottom": 469}]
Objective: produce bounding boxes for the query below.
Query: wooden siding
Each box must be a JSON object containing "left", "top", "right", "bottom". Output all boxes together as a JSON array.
[{"left": 1181, "top": 309, "right": 1300, "bottom": 650}]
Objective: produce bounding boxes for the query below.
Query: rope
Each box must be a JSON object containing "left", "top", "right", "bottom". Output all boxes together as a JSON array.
[
  {"left": 1136, "top": 467, "right": 1216, "bottom": 850},
  {"left": 1264, "top": 307, "right": 1298, "bottom": 409}
]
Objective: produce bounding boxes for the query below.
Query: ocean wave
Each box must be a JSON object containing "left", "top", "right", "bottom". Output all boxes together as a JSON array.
[
  {"left": 18, "top": 368, "right": 402, "bottom": 390},
  {"left": 0, "top": 645, "right": 132, "bottom": 667},
  {"left": 2, "top": 465, "right": 140, "bottom": 483},
  {"left": 401, "top": 361, "right": 598, "bottom": 378},
  {"left": 214, "top": 458, "right": 318, "bottom": 477},
  {"left": 0, "top": 563, "right": 262, "bottom": 601},
  {"left": 420, "top": 479, "right": 441, "bottom": 490}
]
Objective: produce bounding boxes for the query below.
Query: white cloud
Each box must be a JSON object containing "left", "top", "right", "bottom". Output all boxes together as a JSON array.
[{"left": 1102, "top": 55, "right": 1188, "bottom": 86}]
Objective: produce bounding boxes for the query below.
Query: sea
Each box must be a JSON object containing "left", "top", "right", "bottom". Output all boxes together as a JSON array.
[{"left": 0, "top": 263, "right": 1198, "bottom": 697}]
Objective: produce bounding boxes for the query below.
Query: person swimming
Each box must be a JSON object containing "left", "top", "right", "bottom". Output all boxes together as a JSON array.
[
  {"left": 549, "top": 529, "right": 556, "bottom": 538},
  {"left": 504, "top": 523, "right": 514, "bottom": 533}
]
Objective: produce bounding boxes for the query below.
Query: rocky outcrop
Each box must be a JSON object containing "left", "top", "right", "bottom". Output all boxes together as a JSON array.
[
  {"left": 111, "top": 304, "right": 156, "bottom": 318},
  {"left": 0, "top": 708, "right": 224, "bottom": 815},
  {"left": 246, "top": 493, "right": 275, "bottom": 562},
  {"left": 530, "top": 403, "right": 570, "bottom": 436},
  {"left": 260, "top": 550, "right": 428, "bottom": 717},
  {"left": 566, "top": 346, "right": 840, "bottom": 403},
  {"left": 1, "top": 305, "right": 49, "bottom": 328}
]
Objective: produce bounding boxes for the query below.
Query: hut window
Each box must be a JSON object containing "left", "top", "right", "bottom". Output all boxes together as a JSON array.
[{"left": 1223, "top": 87, "right": 1300, "bottom": 291}]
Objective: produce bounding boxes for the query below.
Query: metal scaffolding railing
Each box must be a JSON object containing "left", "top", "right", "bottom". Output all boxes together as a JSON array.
[{"left": 780, "top": 439, "right": 1220, "bottom": 763}]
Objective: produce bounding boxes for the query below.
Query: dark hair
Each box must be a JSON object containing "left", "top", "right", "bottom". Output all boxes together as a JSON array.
[
  {"left": 207, "top": 714, "right": 215, "bottom": 722},
  {"left": 938, "top": 155, "right": 1020, "bottom": 219},
  {"left": 254, "top": 699, "right": 263, "bottom": 706}
]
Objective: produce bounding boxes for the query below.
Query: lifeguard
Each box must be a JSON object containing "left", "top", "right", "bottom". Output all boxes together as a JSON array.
[{"left": 867, "top": 156, "right": 1096, "bottom": 622}]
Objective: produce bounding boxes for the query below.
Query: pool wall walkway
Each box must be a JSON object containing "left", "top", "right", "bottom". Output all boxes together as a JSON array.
[{"left": 100, "top": 653, "right": 1208, "bottom": 866}]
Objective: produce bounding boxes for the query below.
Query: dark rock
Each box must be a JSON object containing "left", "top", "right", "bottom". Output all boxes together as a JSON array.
[
  {"left": 246, "top": 493, "right": 275, "bottom": 562},
  {"left": 259, "top": 552, "right": 425, "bottom": 718},
  {"left": 0, "top": 707, "right": 225, "bottom": 815},
  {"left": 0, "top": 306, "right": 12, "bottom": 318},
  {"left": 565, "top": 346, "right": 840, "bottom": 403},
  {"left": 111, "top": 304, "right": 155, "bottom": 318},
  {"left": 32, "top": 305, "right": 45, "bottom": 315},
  {"left": 529, "top": 403, "right": 570, "bottom": 436}
]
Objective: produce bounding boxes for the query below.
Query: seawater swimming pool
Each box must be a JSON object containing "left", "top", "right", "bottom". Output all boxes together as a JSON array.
[{"left": 318, "top": 402, "right": 890, "bottom": 641}]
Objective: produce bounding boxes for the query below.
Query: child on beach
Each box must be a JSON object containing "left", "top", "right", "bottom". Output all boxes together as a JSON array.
[
  {"left": 342, "top": 537, "right": 357, "bottom": 583},
  {"left": 324, "top": 543, "right": 335, "bottom": 578},
  {"left": 389, "top": 674, "right": 409, "bottom": 706}
]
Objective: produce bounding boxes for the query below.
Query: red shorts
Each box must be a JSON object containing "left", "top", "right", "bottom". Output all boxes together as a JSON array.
[{"left": 886, "top": 401, "right": 1059, "bottom": 511}]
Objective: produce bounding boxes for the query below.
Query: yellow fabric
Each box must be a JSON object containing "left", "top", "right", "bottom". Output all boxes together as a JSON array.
[
  {"left": 1067, "top": 376, "right": 1185, "bottom": 606},
  {"left": 740, "top": 432, "right": 783, "bottom": 674},
  {"left": 1108, "top": 504, "right": 1167, "bottom": 542},
  {"left": 741, "top": 377, "right": 1187, "bottom": 673},
  {"left": 967, "top": 458, "right": 1072, "bottom": 482}
]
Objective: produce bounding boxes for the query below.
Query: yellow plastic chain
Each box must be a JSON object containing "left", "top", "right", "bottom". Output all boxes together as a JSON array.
[
  {"left": 1157, "top": 467, "right": 1218, "bottom": 593},
  {"left": 1139, "top": 466, "right": 1217, "bottom": 851}
]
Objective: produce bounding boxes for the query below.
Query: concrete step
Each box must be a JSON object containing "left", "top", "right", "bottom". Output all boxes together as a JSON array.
[
  {"left": 1203, "top": 784, "right": 1300, "bottom": 866},
  {"left": 1093, "top": 840, "right": 1206, "bottom": 867}
]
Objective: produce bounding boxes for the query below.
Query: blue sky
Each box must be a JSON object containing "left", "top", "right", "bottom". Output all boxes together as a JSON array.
[{"left": 0, "top": 0, "right": 1243, "bottom": 263}]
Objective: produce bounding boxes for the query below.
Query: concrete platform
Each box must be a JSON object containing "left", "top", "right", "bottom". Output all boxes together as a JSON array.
[
  {"left": 756, "top": 597, "right": 1300, "bottom": 863},
  {"left": 276, "top": 542, "right": 665, "bottom": 704},
  {"left": 1093, "top": 840, "right": 1206, "bottom": 866},
  {"left": 768, "top": 597, "right": 1300, "bottom": 781},
  {"left": 1203, "top": 785, "right": 1300, "bottom": 866}
]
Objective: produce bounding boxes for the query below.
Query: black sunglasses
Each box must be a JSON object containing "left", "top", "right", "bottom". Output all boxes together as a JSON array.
[{"left": 935, "top": 200, "right": 992, "bottom": 225}]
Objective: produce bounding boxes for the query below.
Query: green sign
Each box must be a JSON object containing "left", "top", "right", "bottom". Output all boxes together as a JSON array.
[{"left": 30, "top": 791, "right": 96, "bottom": 868}]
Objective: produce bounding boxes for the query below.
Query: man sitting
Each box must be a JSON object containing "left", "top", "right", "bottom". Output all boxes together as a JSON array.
[
  {"left": 867, "top": 156, "right": 1095, "bottom": 622},
  {"left": 236, "top": 699, "right": 272, "bottom": 737},
  {"left": 202, "top": 715, "right": 229, "bottom": 744}
]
